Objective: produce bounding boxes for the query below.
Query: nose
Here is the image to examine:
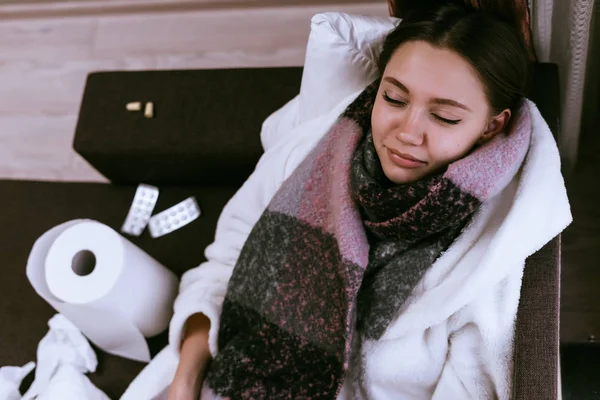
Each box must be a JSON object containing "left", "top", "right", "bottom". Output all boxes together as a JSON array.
[{"left": 395, "top": 108, "right": 425, "bottom": 146}]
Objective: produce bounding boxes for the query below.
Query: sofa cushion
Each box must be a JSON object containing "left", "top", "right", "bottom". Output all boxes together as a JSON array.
[{"left": 73, "top": 68, "right": 303, "bottom": 186}]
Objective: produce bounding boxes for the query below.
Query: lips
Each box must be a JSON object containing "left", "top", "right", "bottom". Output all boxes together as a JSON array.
[
  {"left": 392, "top": 149, "right": 425, "bottom": 163},
  {"left": 386, "top": 148, "right": 427, "bottom": 169}
]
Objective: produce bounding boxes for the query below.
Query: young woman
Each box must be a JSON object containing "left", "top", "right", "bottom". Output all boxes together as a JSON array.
[{"left": 167, "top": 2, "right": 569, "bottom": 399}]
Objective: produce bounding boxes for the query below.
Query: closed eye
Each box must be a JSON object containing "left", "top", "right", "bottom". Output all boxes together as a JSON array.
[
  {"left": 383, "top": 92, "right": 461, "bottom": 125},
  {"left": 383, "top": 92, "right": 407, "bottom": 107},
  {"left": 433, "top": 114, "right": 461, "bottom": 125}
]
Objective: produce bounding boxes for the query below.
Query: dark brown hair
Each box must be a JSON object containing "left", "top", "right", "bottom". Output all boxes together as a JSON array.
[{"left": 379, "top": 0, "right": 532, "bottom": 115}]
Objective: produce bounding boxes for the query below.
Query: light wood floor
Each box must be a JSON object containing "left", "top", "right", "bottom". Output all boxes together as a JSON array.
[{"left": 0, "top": 1, "right": 388, "bottom": 182}]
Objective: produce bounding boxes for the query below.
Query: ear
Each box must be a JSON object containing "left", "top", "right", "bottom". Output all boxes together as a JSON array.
[{"left": 478, "top": 109, "right": 511, "bottom": 145}]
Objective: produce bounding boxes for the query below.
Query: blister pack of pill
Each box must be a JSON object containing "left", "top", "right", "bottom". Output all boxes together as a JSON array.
[
  {"left": 121, "top": 184, "right": 159, "bottom": 236},
  {"left": 147, "top": 197, "right": 201, "bottom": 238}
]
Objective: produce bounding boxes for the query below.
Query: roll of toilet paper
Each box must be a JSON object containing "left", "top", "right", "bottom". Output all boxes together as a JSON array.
[{"left": 26, "top": 219, "right": 179, "bottom": 363}]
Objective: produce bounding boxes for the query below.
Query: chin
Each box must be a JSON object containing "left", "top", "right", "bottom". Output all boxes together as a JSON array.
[{"left": 382, "top": 164, "right": 425, "bottom": 184}]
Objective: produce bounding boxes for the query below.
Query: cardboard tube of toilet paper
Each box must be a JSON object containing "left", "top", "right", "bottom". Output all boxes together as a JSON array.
[{"left": 26, "top": 219, "right": 179, "bottom": 362}]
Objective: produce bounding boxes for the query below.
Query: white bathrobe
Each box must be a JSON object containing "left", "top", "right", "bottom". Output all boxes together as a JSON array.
[{"left": 121, "top": 91, "right": 572, "bottom": 400}]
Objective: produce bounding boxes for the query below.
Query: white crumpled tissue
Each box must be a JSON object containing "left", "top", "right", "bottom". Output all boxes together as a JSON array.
[
  {"left": 0, "top": 362, "right": 35, "bottom": 400},
  {"left": 2, "top": 313, "right": 111, "bottom": 400}
]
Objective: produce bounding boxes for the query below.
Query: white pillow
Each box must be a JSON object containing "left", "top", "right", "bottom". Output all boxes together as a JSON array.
[
  {"left": 260, "top": 94, "right": 301, "bottom": 152},
  {"left": 298, "top": 12, "right": 400, "bottom": 122},
  {"left": 260, "top": 12, "right": 399, "bottom": 151}
]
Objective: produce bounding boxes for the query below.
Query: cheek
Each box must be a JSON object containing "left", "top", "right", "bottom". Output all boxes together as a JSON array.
[
  {"left": 429, "top": 125, "right": 482, "bottom": 164},
  {"left": 370, "top": 102, "right": 385, "bottom": 145},
  {"left": 371, "top": 100, "right": 395, "bottom": 143}
]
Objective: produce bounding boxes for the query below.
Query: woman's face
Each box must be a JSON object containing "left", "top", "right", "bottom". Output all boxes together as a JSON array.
[{"left": 371, "top": 40, "right": 509, "bottom": 184}]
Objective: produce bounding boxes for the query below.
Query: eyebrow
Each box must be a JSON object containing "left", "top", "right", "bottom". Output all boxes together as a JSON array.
[{"left": 383, "top": 76, "right": 472, "bottom": 112}]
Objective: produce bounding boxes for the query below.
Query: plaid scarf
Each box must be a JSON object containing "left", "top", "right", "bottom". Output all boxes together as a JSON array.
[{"left": 204, "top": 81, "right": 531, "bottom": 399}]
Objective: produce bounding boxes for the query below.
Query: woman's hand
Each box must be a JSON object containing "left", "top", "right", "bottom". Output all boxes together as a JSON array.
[{"left": 168, "top": 313, "right": 212, "bottom": 400}]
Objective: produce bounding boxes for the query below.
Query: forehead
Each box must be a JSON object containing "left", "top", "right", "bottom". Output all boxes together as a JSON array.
[{"left": 384, "top": 40, "right": 487, "bottom": 106}]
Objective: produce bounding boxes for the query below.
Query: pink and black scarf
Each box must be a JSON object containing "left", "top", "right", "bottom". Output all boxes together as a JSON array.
[{"left": 204, "top": 81, "right": 531, "bottom": 399}]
